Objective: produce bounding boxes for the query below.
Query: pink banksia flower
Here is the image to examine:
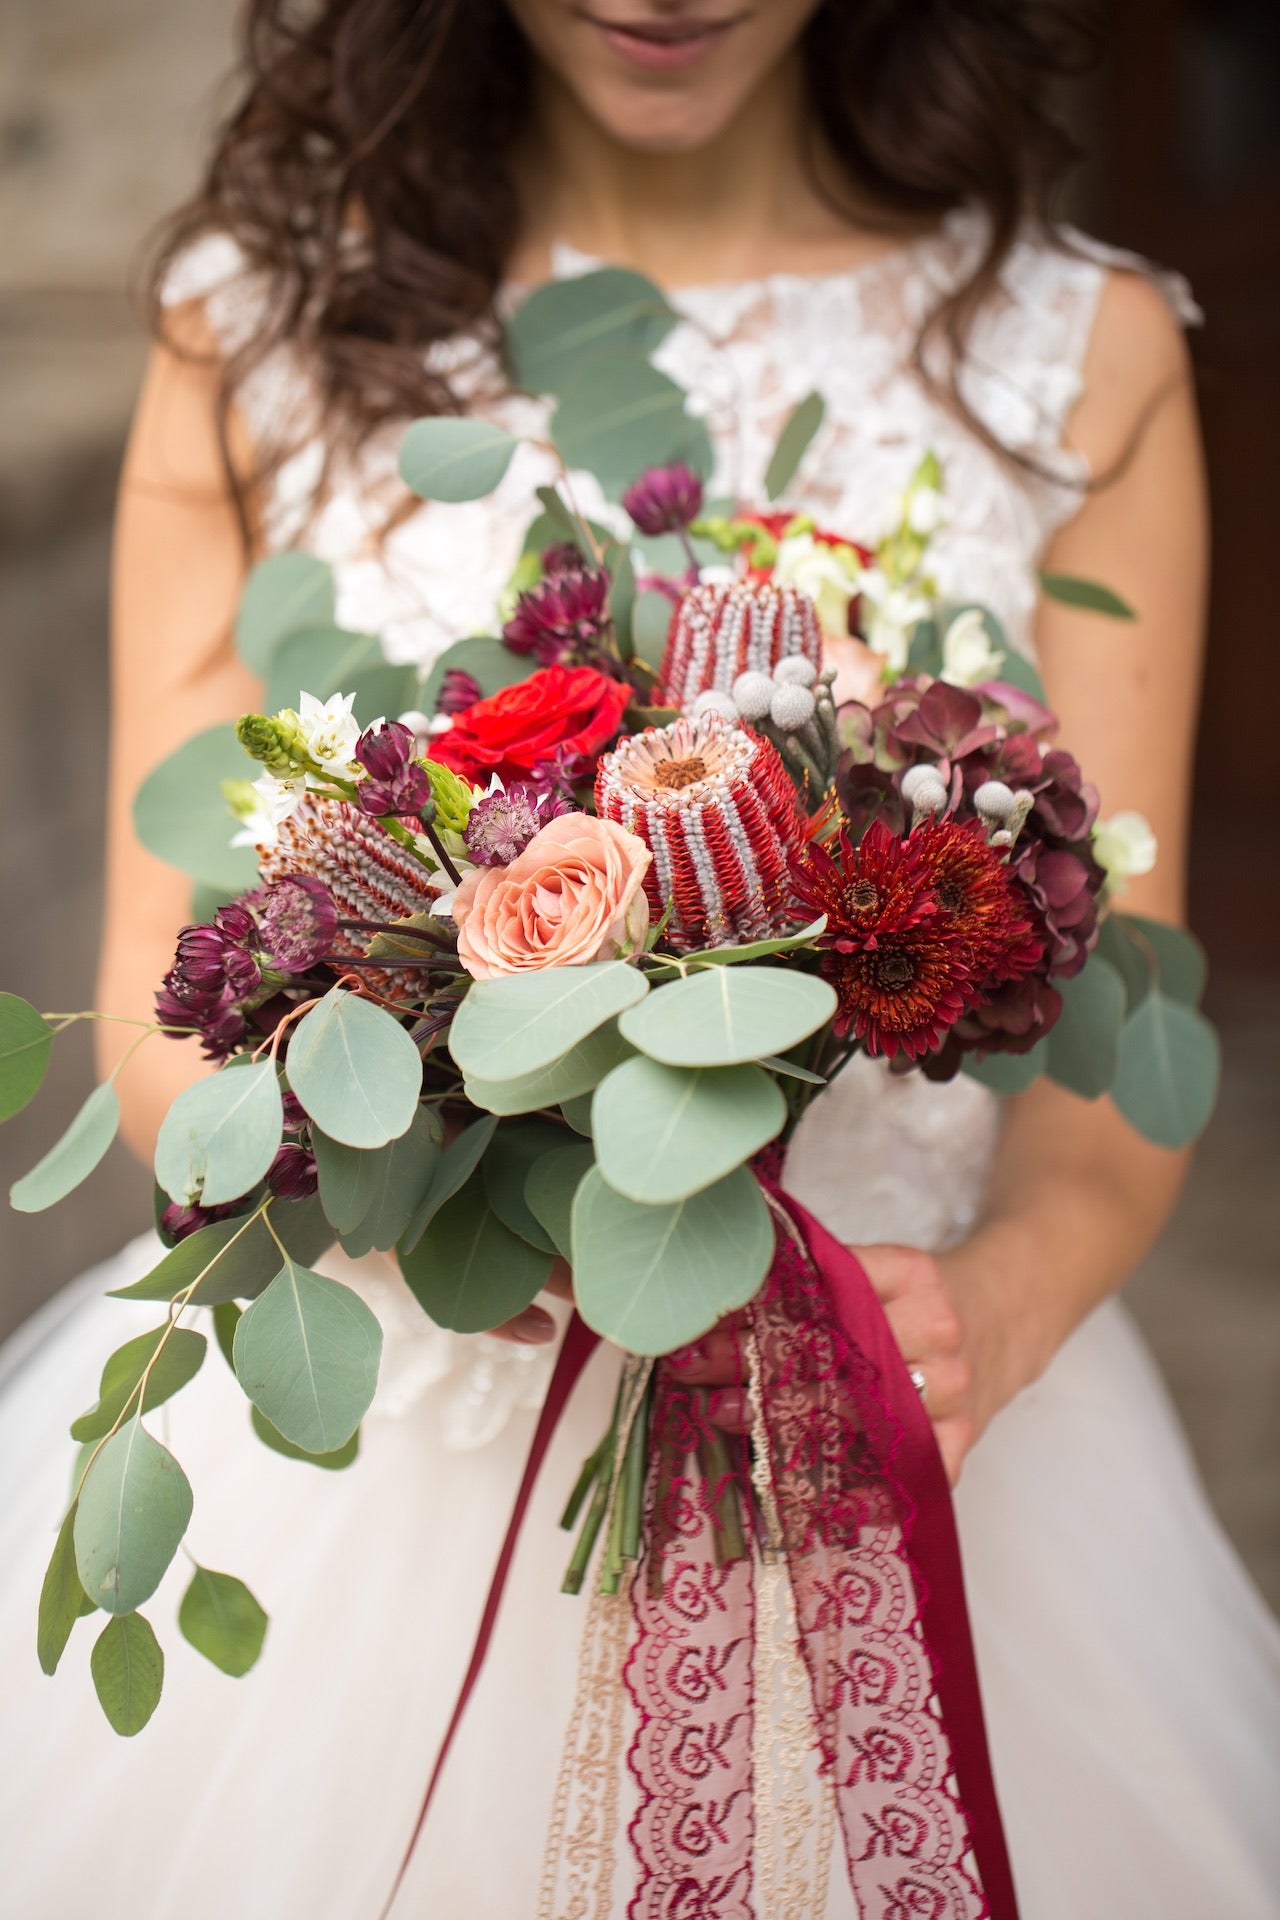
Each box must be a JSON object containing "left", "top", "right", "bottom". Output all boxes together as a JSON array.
[
  {"left": 259, "top": 792, "right": 445, "bottom": 998},
  {"left": 660, "top": 579, "right": 822, "bottom": 713},
  {"left": 622, "top": 463, "right": 704, "bottom": 537},
  {"left": 594, "top": 711, "right": 806, "bottom": 950}
]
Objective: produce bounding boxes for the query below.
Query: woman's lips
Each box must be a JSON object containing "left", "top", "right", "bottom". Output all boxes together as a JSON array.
[{"left": 587, "top": 14, "right": 741, "bottom": 73}]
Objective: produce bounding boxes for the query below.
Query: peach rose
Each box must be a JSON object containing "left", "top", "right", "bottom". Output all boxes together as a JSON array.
[{"left": 451, "top": 812, "right": 652, "bottom": 978}]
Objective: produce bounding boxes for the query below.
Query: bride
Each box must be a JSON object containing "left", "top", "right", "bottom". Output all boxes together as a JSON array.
[{"left": 3, "top": 1, "right": 1279, "bottom": 1914}]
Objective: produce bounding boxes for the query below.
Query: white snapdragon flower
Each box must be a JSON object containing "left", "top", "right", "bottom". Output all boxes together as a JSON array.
[
  {"left": 857, "top": 566, "right": 931, "bottom": 675},
  {"left": 1093, "top": 811, "right": 1158, "bottom": 890},
  {"left": 939, "top": 608, "right": 1006, "bottom": 688},
  {"left": 773, "top": 533, "right": 861, "bottom": 639},
  {"left": 296, "top": 690, "right": 362, "bottom": 779},
  {"left": 229, "top": 771, "right": 307, "bottom": 851}
]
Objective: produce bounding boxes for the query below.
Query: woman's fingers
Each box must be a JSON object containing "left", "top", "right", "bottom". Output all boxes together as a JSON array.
[
  {"left": 490, "top": 1256, "right": 573, "bottom": 1344},
  {"left": 666, "top": 1324, "right": 748, "bottom": 1386}
]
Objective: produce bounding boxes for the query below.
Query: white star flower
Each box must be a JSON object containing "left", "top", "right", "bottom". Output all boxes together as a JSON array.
[
  {"left": 296, "top": 690, "right": 362, "bottom": 778},
  {"left": 229, "top": 772, "right": 307, "bottom": 851}
]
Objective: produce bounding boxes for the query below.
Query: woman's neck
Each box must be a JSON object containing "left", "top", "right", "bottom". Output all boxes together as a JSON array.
[{"left": 511, "top": 53, "right": 910, "bottom": 292}]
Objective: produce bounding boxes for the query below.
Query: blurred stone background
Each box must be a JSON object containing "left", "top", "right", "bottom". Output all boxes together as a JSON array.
[{"left": 0, "top": 1, "right": 1276, "bottom": 1609}]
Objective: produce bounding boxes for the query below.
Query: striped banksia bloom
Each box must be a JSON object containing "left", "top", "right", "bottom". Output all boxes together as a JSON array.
[
  {"left": 259, "top": 792, "right": 444, "bottom": 998},
  {"left": 594, "top": 712, "right": 805, "bottom": 950},
  {"left": 660, "top": 580, "right": 822, "bottom": 713}
]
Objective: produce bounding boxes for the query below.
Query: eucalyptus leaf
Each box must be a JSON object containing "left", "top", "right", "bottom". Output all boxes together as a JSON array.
[
  {"left": 524, "top": 486, "right": 608, "bottom": 557},
  {"left": 250, "top": 1404, "right": 361, "bottom": 1470},
  {"left": 482, "top": 1120, "right": 564, "bottom": 1251},
  {"left": 37, "top": 1504, "right": 93, "bottom": 1675},
  {"left": 235, "top": 551, "right": 335, "bottom": 675},
  {"left": 212, "top": 1301, "right": 241, "bottom": 1369},
  {"left": 646, "top": 916, "right": 828, "bottom": 976},
  {"left": 1116, "top": 915, "right": 1207, "bottom": 1008},
  {"left": 420, "top": 635, "right": 530, "bottom": 712},
  {"left": 759, "top": 1053, "right": 826, "bottom": 1085},
  {"left": 233, "top": 1255, "right": 382, "bottom": 1454},
  {"left": 91, "top": 1612, "right": 165, "bottom": 1737},
  {"left": 448, "top": 961, "right": 649, "bottom": 1081},
  {"left": 154, "top": 1061, "right": 283, "bottom": 1207},
  {"left": 618, "top": 965, "right": 836, "bottom": 1068},
  {"left": 74, "top": 1417, "right": 193, "bottom": 1615},
  {"left": 179, "top": 1566, "right": 268, "bottom": 1677},
  {"left": 0, "top": 993, "right": 53, "bottom": 1124},
  {"left": 1046, "top": 957, "right": 1126, "bottom": 1100},
  {"left": 983, "top": 647, "right": 1048, "bottom": 706},
  {"left": 592, "top": 1057, "right": 786, "bottom": 1205},
  {"left": 559, "top": 1094, "right": 595, "bottom": 1137},
  {"left": 525, "top": 1143, "right": 596, "bottom": 1260},
  {"left": 632, "top": 588, "right": 675, "bottom": 665},
  {"left": 264, "top": 626, "right": 417, "bottom": 725},
  {"left": 287, "top": 989, "right": 422, "bottom": 1148},
  {"left": 132, "top": 723, "right": 260, "bottom": 893},
  {"left": 70, "top": 1324, "right": 207, "bottom": 1443},
  {"left": 605, "top": 540, "right": 637, "bottom": 660},
  {"left": 463, "top": 1020, "right": 634, "bottom": 1116},
  {"left": 506, "top": 267, "right": 677, "bottom": 396},
  {"left": 1039, "top": 571, "right": 1136, "bottom": 620},
  {"left": 961, "top": 1040, "right": 1050, "bottom": 1095},
  {"left": 552, "top": 350, "right": 713, "bottom": 496},
  {"left": 1112, "top": 992, "right": 1220, "bottom": 1148},
  {"left": 399, "top": 1178, "right": 552, "bottom": 1333},
  {"left": 764, "top": 392, "right": 826, "bottom": 500},
  {"left": 398, "top": 1113, "right": 499, "bottom": 1254},
  {"left": 338, "top": 1108, "right": 443, "bottom": 1258},
  {"left": 108, "top": 1195, "right": 333, "bottom": 1306},
  {"left": 399, "top": 417, "right": 520, "bottom": 503},
  {"left": 311, "top": 1127, "right": 377, "bottom": 1235},
  {"left": 10, "top": 1081, "right": 120, "bottom": 1213},
  {"left": 572, "top": 1163, "right": 773, "bottom": 1354}
]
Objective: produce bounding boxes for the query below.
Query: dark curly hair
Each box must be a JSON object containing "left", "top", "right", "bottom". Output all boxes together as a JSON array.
[{"left": 147, "top": 0, "right": 1102, "bottom": 540}]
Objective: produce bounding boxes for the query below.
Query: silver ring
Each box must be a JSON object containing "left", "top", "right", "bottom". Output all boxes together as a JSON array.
[{"left": 908, "top": 1366, "right": 927, "bottom": 1402}]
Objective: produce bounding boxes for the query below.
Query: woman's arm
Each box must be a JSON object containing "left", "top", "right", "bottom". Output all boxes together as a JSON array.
[
  {"left": 862, "top": 269, "right": 1209, "bottom": 1479},
  {"left": 97, "top": 306, "right": 262, "bottom": 1158}
]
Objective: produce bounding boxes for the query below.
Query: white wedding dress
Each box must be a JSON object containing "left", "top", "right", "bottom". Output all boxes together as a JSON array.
[{"left": 3, "top": 212, "right": 1279, "bottom": 1920}]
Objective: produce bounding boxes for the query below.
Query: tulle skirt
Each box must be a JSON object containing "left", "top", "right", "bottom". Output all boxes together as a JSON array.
[{"left": 2, "top": 1225, "right": 1279, "bottom": 1919}]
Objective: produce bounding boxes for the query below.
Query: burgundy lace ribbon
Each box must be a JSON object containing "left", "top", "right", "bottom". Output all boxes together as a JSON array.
[{"left": 380, "top": 1183, "right": 1020, "bottom": 1920}]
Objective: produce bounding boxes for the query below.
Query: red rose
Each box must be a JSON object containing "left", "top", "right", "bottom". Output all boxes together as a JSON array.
[{"left": 430, "top": 664, "right": 632, "bottom": 784}]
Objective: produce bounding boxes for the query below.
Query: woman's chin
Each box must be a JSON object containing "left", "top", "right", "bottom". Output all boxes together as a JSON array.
[{"left": 578, "top": 83, "right": 752, "bottom": 156}]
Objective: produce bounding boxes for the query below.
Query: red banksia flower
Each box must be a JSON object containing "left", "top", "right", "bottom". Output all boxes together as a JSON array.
[
  {"left": 622, "top": 463, "right": 704, "bottom": 537},
  {"left": 790, "top": 821, "right": 969, "bottom": 1059},
  {"left": 660, "top": 579, "right": 823, "bottom": 712}
]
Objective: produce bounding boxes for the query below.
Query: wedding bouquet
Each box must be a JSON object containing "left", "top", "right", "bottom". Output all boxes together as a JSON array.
[{"left": 2, "top": 267, "right": 1219, "bottom": 1914}]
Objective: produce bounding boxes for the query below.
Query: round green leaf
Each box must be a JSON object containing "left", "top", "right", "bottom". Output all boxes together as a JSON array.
[
  {"left": 482, "top": 1120, "right": 564, "bottom": 1252},
  {"left": 420, "top": 635, "right": 530, "bottom": 712},
  {"left": 108, "top": 1194, "right": 333, "bottom": 1306},
  {"left": 592, "top": 1057, "right": 786, "bottom": 1205},
  {"left": 75, "top": 1417, "right": 193, "bottom": 1615},
  {"left": 559, "top": 1093, "right": 594, "bottom": 1137},
  {"left": 262, "top": 625, "right": 414, "bottom": 724},
  {"left": 551, "top": 350, "right": 714, "bottom": 495},
  {"left": 1117, "top": 915, "right": 1208, "bottom": 1009},
  {"left": 10, "top": 1081, "right": 120, "bottom": 1213},
  {"left": 154, "top": 1061, "right": 283, "bottom": 1207},
  {"left": 399, "top": 1179, "right": 552, "bottom": 1333},
  {"left": 463, "top": 1021, "right": 634, "bottom": 1116},
  {"left": 1046, "top": 957, "right": 1126, "bottom": 1100},
  {"left": 250, "top": 1404, "right": 361, "bottom": 1470},
  {"left": 179, "top": 1566, "right": 268, "bottom": 1677},
  {"left": 618, "top": 966, "right": 837, "bottom": 1068},
  {"left": 131, "top": 723, "right": 261, "bottom": 892},
  {"left": 38, "top": 1504, "right": 93, "bottom": 1676},
  {"left": 336, "top": 1109, "right": 442, "bottom": 1258},
  {"left": 398, "top": 1113, "right": 499, "bottom": 1254},
  {"left": 70, "top": 1325, "right": 207, "bottom": 1443},
  {"left": 524, "top": 1143, "right": 596, "bottom": 1260},
  {"left": 448, "top": 962, "right": 649, "bottom": 1082},
  {"left": 287, "top": 988, "right": 422, "bottom": 1148},
  {"left": 572, "top": 1163, "right": 774, "bottom": 1355},
  {"left": 764, "top": 391, "right": 826, "bottom": 501},
  {"left": 1039, "top": 571, "right": 1136, "bottom": 620},
  {"left": 90, "top": 1612, "right": 164, "bottom": 1737},
  {"left": 233, "top": 1254, "right": 383, "bottom": 1454},
  {"left": 398, "top": 417, "right": 520, "bottom": 502},
  {"left": 506, "top": 267, "right": 677, "bottom": 396},
  {"left": 235, "top": 551, "right": 336, "bottom": 675},
  {"left": 961, "top": 1040, "right": 1049, "bottom": 1095},
  {"left": 1112, "top": 991, "right": 1220, "bottom": 1148},
  {"left": 0, "top": 993, "right": 53, "bottom": 1123}
]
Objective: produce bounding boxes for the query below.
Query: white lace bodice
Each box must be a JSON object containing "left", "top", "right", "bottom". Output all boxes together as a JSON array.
[{"left": 162, "top": 210, "right": 1196, "bottom": 1444}]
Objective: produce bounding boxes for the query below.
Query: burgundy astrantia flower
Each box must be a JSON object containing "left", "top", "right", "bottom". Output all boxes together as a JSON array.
[
  {"left": 502, "top": 560, "right": 611, "bottom": 667},
  {"left": 156, "top": 903, "right": 265, "bottom": 1062},
  {"left": 436, "top": 668, "right": 482, "bottom": 717},
  {"left": 160, "top": 1197, "right": 245, "bottom": 1242},
  {"left": 464, "top": 780, "right": 572, "bottom": 867},
  {"left": 266, "top": 1142, "right": 319, "bottom": 1201},
  {"left": 622, "top": 462, "right": 704, "bottom": 537},
  {"left": 355, "top": 719, "right": 434, "bottom": 817},
  {"left": 790, "top": 821, "right": 970, "bottom": 1059},
  {"left": 258, "top": 874, "right": 338, "bottom": 972}
]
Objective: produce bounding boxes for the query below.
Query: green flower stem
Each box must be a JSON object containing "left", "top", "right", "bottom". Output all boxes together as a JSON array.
[
  {"left": 561, "top": 1466, "right": 613, "bottom": 1596},
  {"left": 619, "top": 1371, "right": 652, "bottom": 1567},
  {"left": 559, "top": 1437, "right": 608, "bottom": 1532},
  {"left": 697, "top": 1420, "right": 748, "bottom": 1568}
]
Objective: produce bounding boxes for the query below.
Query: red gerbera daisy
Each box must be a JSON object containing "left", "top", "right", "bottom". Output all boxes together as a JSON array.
[
  {"left": 909, "top": 815, "right": 1044, "bottom": 1000},
  {"left": 791, "top": 820, "right": 970, "bottom": 1058}
]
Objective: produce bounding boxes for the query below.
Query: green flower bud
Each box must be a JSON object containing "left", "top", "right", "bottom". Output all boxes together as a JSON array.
[
  {"left": 220, "top": 776, "right": 261, "bottom": 820},
  {"left": 421, "top": 759, "right": 477, "bottom": 836},
  {"left": 236, "top": 710, "right": 309, "bottom": 776}
]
